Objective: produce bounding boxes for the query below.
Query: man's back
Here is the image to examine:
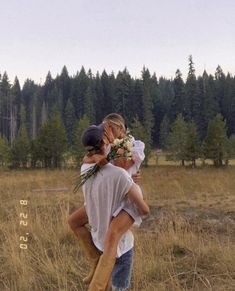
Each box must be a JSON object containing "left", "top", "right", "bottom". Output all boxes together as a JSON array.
[{"left": 81, "top": 163, "right": 134, "bottom": 257}]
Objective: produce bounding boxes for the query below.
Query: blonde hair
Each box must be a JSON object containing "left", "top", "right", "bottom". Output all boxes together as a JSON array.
[{"left": 103, "top": 113, "right": 125, "bottom": 127}]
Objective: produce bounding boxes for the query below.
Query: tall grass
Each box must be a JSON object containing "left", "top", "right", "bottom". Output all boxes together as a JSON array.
[{"left": 0, "top": 167, "right": 235, "bottom": 290}]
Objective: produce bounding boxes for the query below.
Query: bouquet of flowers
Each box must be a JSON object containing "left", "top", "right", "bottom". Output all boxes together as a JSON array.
[{"left": 74, "top": 130, "right": 134, "bottom": 192}]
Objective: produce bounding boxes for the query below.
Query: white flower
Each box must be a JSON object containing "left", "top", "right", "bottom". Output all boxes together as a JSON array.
[
  {"left": 124, "top": 141, "right": 133, "bottom": 151},
  {"left": 113, "top": 138, "right": 123, "bottom": 146}
]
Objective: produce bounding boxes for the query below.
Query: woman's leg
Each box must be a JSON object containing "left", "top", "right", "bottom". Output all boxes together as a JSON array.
[
  {"left": 89, "top": 210, "right": 134, "bottom": 290},
  {"left": 68, "top": 206, "right": 101, "bottom": 283},
  {"left": 104, "top": 210, "right": 134, "bottom": 258},
  {"left": 68, "top": 206, "right": 88, "bottom": 237},
  {"left": 105, "top": 211, "right": 134, "bottom": 290}
]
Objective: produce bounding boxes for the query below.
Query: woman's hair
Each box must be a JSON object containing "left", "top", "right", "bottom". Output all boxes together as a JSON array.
[
  {"left": 86, "top": 147, "right": 103, "bottom": 157},
  {"left": 86, "top": 140, "right": 105, "bottom": 157},
  {"left": 103, "top": 113, "right": 125, "bottom": 127}
]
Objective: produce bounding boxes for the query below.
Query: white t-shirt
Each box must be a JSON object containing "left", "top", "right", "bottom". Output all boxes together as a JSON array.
[{"left": 81, "top": 163, "right": 134, "bottom": 258}]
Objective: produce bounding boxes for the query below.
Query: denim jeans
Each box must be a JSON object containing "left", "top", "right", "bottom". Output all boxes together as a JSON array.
[{"left": 112, "top": 248, "right": 133, "bottom": 291}]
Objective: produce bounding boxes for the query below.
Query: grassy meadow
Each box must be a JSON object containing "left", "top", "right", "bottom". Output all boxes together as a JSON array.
[{"left": 0, "top": 162, "right": 235, "bottom": 290}]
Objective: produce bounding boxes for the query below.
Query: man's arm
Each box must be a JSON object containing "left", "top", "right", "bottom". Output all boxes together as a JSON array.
[{"left": 126, "top": 185, "right": 149, "bottom": 215}]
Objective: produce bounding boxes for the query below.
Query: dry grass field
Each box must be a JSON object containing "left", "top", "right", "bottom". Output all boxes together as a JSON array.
[{"left": 0, "top": 165, "right": 235, "bottom": 290}]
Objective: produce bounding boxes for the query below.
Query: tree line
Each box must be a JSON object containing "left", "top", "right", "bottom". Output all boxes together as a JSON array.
[
  {"left": 0, "top": 55, "right": 235, "bottom": 168},
  {"left": 160, "top": 113, "right": 235, "bottom": 167}
]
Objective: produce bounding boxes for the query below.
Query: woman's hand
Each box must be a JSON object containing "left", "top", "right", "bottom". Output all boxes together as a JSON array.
[
  {"left": 132, "top": 170, "right": 141, "bottom": 184},
  {"left": 103, "top": 122, "right": 115, "bottom": 144},
  {"left": 116, "top": 148, "right": 125, "bottom": 155}
]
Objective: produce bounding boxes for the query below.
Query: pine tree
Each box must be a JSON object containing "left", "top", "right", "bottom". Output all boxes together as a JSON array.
[
  {"left": 159, "top": 114, "right": 170, "bottom": 150},
  {"left": 0, "top": 137, "right": 10, "bottom": 166},
  {"left": 31, "top": 101, "right": 37, "bottom": 140},
  {"left": 184, "top": 122, "right": 200, "bottom": 167},
  {"left": 215, "top": 65, "right": 225, "bottom": 113},
  {"left": 64, "top": 99, "right": 76, "bottom": 146},
  {"left": 30, "top": 138, "right": 42, "bottom": 168},
  {"left": 150, "top": 73, "right": 160, "bottom": 147},
  {"left": 223, "top": 74, "right": 233, "bottom": 134},
  {"left": 133, "top": 79, "right": 144, "bottom": 123},
  {"left": 20, "top": 104, "right": 26, "bottom": 125},
  {"left": 71, "top": 67, "right": 89, "bottom": 119},
  {"left": 203, "top": 114, "right": 229, "bottom": 167},
  {"left": 227, "top": 76, "right": 235, "bottom": 135},
  {"left": 37, "top": 112, "right": 67, "bottom": 168},
  {"left": 101, "top": 70, "right": 114, "bottom": 116},
  {"left": 73, "top": 115, "right": 90, "bottom": 167},
  {"left": 167, "top": 114, "right": 188, "bottom": 166},
  {"left": 41, "top": 101, "right": 48, "bottom": 126},
  {"left": 170, "top": 69, "right": 185, "bottom": 122},
  {"left": 158, "top": 77, "right": 174, "bottom": 112},
  {"left": 202, "top": 72, "right": 219, "bottom": 123},
  {"left": 228, "top": 134, "right": 235, "bottom": 159},
  {"left": 141, "top": 67, "right": 154, "bottom": 165},
  {"left": 114, "top": 68, "right": 132, "bottom": 121},
  {"left": 84, "top": 86, "right": 95, "bottom": 123},
  {"left": 44, "top": 71, "right": 53, "bottom": 94},
  {"left": 11, "top": 77, "right": 21, "bottom": 141},
  {"left": 0, "top": 72, "right": 11, "bottom": 140},
  {"left": 11, "top": 125, "right": 30, "bottom": 168},
  {"left": 185, "top": 55, "right": 201, "bottom": 126},
  {"left": 59, "top": 66, "right": 71, "bottom": 114},
  {"left": 49, "top": 112, "right": 67, "bottom": 168},
  {"left": 21, "top": 79, "right": 38, "bottom": 138},
  {"left": 222, "top": 134, "right": 235, "bottom": 165},
  {"left": 43, "top": 71, "right": 57, "bottom": 117},
  {"left": 156, "top": 77, "right": 174, "bottom": 146},
  {"left": 197, "top": 72, "right": 219, "bottom": 140},
  {"left": 36, "top": 120, "right": 51, "bottom": 167},
  {"left": 124, "top": 78, "right": 135, "bottom": 126},
  {"left": 94, "top": 72, "right": 104, "bottom": 123},
  {"left": 230, "top": 94, "right": 235, "bottom": 135}
]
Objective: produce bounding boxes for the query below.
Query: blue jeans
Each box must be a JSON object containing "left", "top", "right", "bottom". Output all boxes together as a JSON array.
[{"left": 112, "top": 248, "right": 133, "bottom": 291}]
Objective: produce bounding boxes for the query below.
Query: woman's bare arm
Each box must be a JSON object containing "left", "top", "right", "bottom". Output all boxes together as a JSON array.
[
  {"left": 126, "top": 185, "right": 149, "bottom": 215},
  {"left": 83, "top": 154, "right": 108, "bottom": 166},
  {"left": 112, "top": 157, "right": 134, "bottom": 170}
]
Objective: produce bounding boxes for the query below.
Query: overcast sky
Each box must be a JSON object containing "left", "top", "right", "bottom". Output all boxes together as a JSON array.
[{"left": 1, "top": 0, "right": 235, "bottom": 86}]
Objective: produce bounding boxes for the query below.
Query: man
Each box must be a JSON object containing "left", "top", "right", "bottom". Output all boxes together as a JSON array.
[{"left": 79, "top": 124, "right": 149, "bottom": 290}]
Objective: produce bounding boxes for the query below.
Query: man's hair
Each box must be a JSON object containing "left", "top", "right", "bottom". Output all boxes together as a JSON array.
[{"left": 103, "top": 113, "right": 125, "bottom": 127}]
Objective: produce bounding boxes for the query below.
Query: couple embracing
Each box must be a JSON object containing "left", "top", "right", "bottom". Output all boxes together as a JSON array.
[{"left": 68, "top": 113, "right": 150, "bottom": 291}]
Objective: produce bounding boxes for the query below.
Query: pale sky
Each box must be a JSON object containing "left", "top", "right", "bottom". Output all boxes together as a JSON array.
[{"left": 1, "top": 0, "right": 235, "bottom": 86}]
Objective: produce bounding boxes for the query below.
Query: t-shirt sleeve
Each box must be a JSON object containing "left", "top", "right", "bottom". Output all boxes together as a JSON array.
[
  {"left": 131, "top": 139, "right": 145, "bottom": 166},
  {"left": 116, "top": 169, "right": 133, "bottom": 200}
]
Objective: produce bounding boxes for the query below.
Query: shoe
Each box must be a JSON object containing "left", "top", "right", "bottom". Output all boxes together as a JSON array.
[
  {"left": 88, "top": 254, "right": 116, "bottom": 291},
  {"left": 78, "top": 230, "right": 101, "bottom": 284}
]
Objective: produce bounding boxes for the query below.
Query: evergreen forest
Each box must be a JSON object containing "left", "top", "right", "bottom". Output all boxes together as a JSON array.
[{"left": 1, "top": 56, "right": 235, "bottom": 168}]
